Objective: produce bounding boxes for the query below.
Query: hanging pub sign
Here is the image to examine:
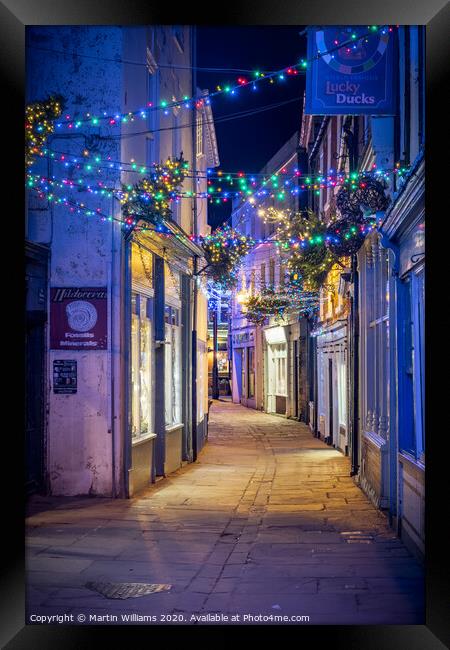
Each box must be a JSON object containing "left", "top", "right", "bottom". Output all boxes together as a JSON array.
[
  {"left": 50, "top": 287, "right": 107, "bottom": 350},
  {"left": 305, "top": 26, "right": 396, "bottom": 115}
]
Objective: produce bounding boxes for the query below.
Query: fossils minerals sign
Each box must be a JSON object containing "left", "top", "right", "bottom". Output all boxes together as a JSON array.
[
  {"left": 305, "top": 26, "right": 396, "bottom": 115},
  {"left": 50, "top": 287, "right": 107, "bottom": 350}
]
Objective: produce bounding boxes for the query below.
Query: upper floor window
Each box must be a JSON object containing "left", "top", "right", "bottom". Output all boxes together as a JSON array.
[
  {"left": 172, "top": 26, "right": 185, "bottom": 53},
  {"left": 269, "top": 259, "right": 275, "bottom": 288},
  {"left": 279, "top": 261, "right": 285, "bottom": 288},
  {"left": 196, "top": 111, "right": 203, "bottom": 157},
  {"left": 260, "top": 263, "right": 266, "bottom": 289}
]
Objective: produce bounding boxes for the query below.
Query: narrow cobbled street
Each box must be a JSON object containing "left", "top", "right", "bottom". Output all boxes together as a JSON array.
[{"left": 26, "top": 400, "right": 424, "bottom": 625}]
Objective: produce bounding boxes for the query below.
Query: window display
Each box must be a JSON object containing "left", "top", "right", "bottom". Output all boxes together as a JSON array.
[
  {"left": 247, "top": 346, "right": 255, "bottom": 398},
  {"left": 165, "top": 305, "right": 182, "bottom": 427},
  {"left": 269, "top": 343, "right": 287, "bottom": 396},
  {"left": 131, "top": 293, "right": 153, "bottom": 440}
]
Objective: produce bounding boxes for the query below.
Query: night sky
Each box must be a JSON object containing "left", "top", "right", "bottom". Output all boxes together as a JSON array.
[{"left": 196, "top": 26, "right": 306, "bottom": 229}]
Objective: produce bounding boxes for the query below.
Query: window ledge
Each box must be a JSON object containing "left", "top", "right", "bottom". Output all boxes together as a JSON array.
[
  {"left": 398, "top": 450, "right": 425, "bottom": 472},
  {"left": 132, "top": 432, "right": 157, "bottom": 447},
  {"left": 166, "top": 423, "right": 184, "bottom": 433},
  {"left": 363, "top": 430, "right": 388, "bottom": 449}
]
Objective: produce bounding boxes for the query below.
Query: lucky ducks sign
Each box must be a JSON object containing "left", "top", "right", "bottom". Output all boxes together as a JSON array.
[{"left": 305, "top": 26, "right": 396, "bottom": 115}]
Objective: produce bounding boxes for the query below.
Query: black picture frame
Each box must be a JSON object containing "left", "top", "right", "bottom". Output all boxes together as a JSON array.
[{"left": 4, "top": 0, "right": 448, "bottom": 646}]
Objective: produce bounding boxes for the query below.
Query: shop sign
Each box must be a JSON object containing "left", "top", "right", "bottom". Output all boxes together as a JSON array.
[
  {"left": 233, "top": 330, "right": 254, "bottom": 345},
  {"left": 264, "top": 326, "right": 287, "bottom": 345},
  {"left": 305, "top": 26, "right": 396, "bottom": 115},
  {"left": 53, "top": 360, "right": 77, "bottom": 394},
  {"left": 50, "top": 287, "right": 107, "bottom": 350}
]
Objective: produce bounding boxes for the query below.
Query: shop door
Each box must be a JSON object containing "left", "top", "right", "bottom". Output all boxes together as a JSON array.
[
  {"left": 328, "top": 358, "right": 333, "bottom": 445},
  {"left": 234, "top": 348, "right": 243, "bottom": 402},
  {"left": 293, "top": 340, "right": 299, "bottom": 418}
]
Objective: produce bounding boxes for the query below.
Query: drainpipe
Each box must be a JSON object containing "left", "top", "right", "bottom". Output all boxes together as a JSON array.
[
  {"left": 191, "top": 25, "right": 198, "bottom": 461},
  {"left": 350, "top": 253, "right": 360, "bottom": 476},
  {"left": 110, "top": 198, "right": 116, "bottom": 498},
  {"left": 122, "top": 229, "right": 133, "bottom": 498}
]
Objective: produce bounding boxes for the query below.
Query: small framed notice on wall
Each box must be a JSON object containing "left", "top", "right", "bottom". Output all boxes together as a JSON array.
[{"left": 53, "top": 360, "right": 77, "bottom": 394}]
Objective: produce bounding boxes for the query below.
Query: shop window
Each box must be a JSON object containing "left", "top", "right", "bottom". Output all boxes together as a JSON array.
[
  {"left": 398, "top": 278, "right": 415, "bottom": 455},
  {"left": 131, "top": 293, "right": 153, "bottom": 440},
  {"left": 247, "top": 347, "right": 255, "bottom": 398},
  {"left": 337, "top": 354, "right": 347, "bottom": 426},
  {"left": 363, "top": 239, "right": 390, "bottom": 439},
  {"left": 131, "top": 242, "right": 153, "bottom": 288},
  {"left": 165, "top": 306, "right": 182, "bottom": 427},
  {"left": 270, "top": 343, "right": 287, "bottom": 396},
  {"left": 412, "top": 268, "right": 425, "bottom": 461}
]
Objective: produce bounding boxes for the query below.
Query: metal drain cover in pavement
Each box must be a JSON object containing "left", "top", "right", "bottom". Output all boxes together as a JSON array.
[{"left": 85, "top": 582, "right": 171, "bottom": 599}]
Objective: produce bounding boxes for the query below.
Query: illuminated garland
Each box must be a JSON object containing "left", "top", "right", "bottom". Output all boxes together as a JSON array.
[
  {"left": 120, "top": 156, "right": 189, "bottom": 224},
  {"left": 26, "top": 167, "right": 402, "bottom": 207},
  {"left": 32, "top": 145, "right": 409, "bottom": 183},
  {"left": 199, "top": 225, "right": 254, "bottom": 290},
  {"left": 42, "top": 25, "right": 394, "bottom": 128},
  {"left": 262, "top": 208, "right": 375, "bottom": 291},
  {"left": 25, "top": 95, "right": 64, "bottom": 166},
  {"left": 244, "top": 283, "right": 320, "bottom": 325},
  {"left": 244, "top": 287, "right": 291, "bottom": 325}
]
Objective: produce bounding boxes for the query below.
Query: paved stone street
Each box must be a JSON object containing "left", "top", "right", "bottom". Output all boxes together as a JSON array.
[{"left": 26, "top": 400, "right": 424, "bottom": 625}]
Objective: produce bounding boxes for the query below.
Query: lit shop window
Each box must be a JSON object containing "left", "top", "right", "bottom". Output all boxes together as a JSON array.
[
  {"left": 131, "top": 293, "right": 153, "bottom": 440},
  {"left": 247, "top": 346, "right": 255, "bottom": 398},
  {"left": 272, "top": 343, "right": 287, "bottom": 396},
  {"left": 165, "top": 305, "right": 182, "bottom": 427}
]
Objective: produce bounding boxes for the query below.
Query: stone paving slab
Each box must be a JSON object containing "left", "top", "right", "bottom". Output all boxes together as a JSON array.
[{"left": 25, "top": 399, "right": 424, "bottom": 625}]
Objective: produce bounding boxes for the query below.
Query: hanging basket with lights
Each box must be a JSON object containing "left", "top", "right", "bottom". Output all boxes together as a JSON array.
[
  {"left": 244, "top": 287, "right": 291, "bottom": 325},
  {"left": 25, "top": 95, "right": 65, "bottom": 166},
  {"left": 244, "top": 282, "right": 319, "bottom": 325},
  {"left": 268, "top": 209, "right": 336, "bottom": 292},
  {"left": 326, "top": 215, "right": 376, "bottom": 257},
  {"left": 199, "top": 225, "right": 254, "bottom": 290},
  {"left": 336, "top": 174, "right": 390, "bottom": 219},
  {"left": 120, "top": 155, "right": 189, "bottom": 225}
]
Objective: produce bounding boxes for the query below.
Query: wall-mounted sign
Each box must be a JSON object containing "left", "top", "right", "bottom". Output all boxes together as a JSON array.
[
  {"left": 232, "top": 330, "right": 255, "bottom": 346},
  {"left": 53, "top": 360, "right": 77, "bottom": 394},
  {"left": 50, "top": 287, "right": 107, "bottom": 350},
  {"left": 305, "top": 26, "right": 396, "bottom": 115}
]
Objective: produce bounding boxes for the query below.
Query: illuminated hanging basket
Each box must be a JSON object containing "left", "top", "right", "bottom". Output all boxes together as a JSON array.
[
  {"left": 326, "top": 216, "right": 374, "bottom": 257},
  {"left": 25, "top": 95, "right": 65, "bottom": 166},
  {"left": 199, "top": 226, "right": 254, "bottom": 290},
  {"left": 244, "top": 287, "right": 291, "bottom": 325},
  {"left": 120, "top": 155, "right": 188, "bottom": 225},
  {"left": 336, "top": 175, "right": 390, "bottom": 218}
]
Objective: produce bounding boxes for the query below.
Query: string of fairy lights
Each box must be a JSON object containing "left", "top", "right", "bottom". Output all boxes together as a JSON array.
[
  {"left": 31, "top": 25, "right": 394, "bottom": 130},
  {"left": 25, "top": 22, "right": 400, "bottom": 298},
  {"left": 26, "top": 164, "right": 408, "bottom": 205}
]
